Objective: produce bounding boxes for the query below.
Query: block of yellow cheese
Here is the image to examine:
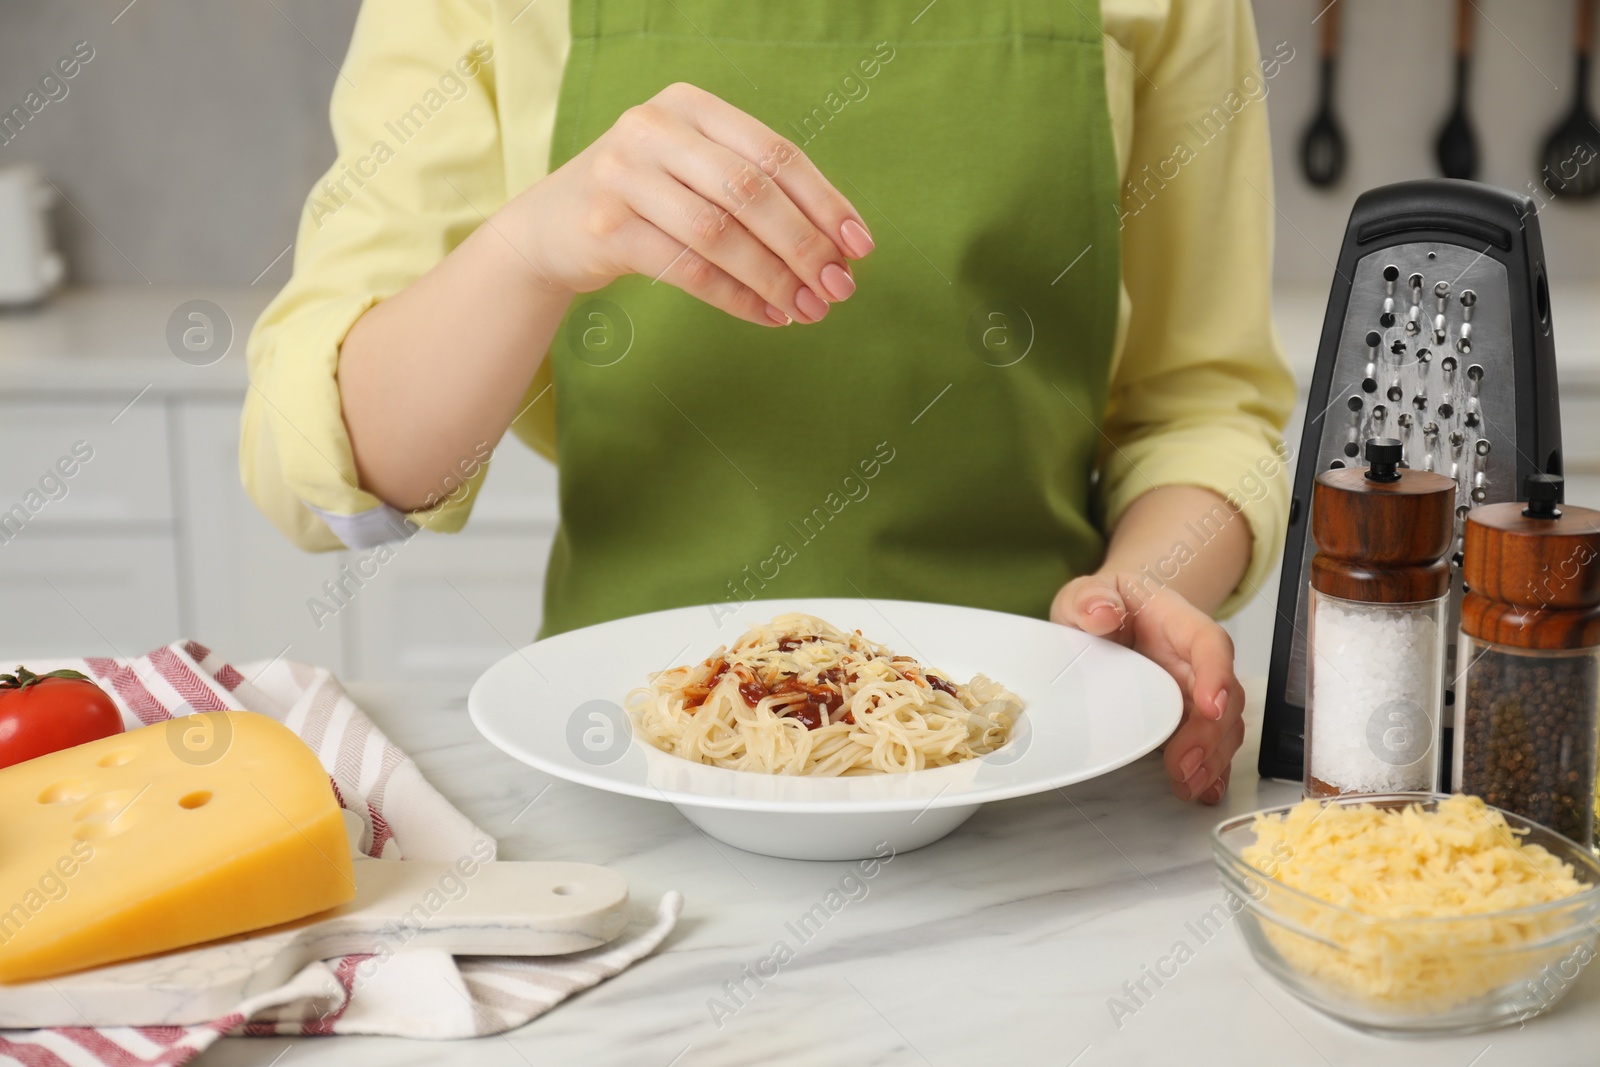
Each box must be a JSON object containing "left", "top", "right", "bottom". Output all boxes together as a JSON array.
[{"left": 0, "top": 711, "right": 355, "bottom": 982}]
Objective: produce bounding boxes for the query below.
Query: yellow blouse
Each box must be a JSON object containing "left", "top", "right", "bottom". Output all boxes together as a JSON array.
[{"left": 242, "top": 0, "right": 1298, "bottom": 618}]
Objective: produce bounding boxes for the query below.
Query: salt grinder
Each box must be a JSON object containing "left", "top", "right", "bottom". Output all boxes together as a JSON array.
[
  {"left": 1305, "top": 438, "right": 1457, "bottom": 798},
  {"left": 1457, "top": 474, "right": 1600, "bottom": 846}
]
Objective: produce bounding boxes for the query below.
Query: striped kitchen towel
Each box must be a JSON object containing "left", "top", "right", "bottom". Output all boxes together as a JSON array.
[{"left": 0, "top": 641, "right": 682, "bottom": 1066}]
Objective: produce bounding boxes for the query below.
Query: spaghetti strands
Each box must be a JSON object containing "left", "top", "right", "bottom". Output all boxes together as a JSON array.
[{"left": 627, "top": 614, "right": 1021, "bottom": 776}]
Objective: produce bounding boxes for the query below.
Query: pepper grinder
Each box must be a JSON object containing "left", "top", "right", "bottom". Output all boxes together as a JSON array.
[
  {"left": 1457, "top": 474, "right": 1600, "bottom": 846},
  {"left": 1305, "top": 438, "right": 1457, "bottom": 798}
]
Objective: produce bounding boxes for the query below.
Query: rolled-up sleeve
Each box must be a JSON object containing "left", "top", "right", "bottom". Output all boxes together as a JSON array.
[
  {"left": 241, "top": 0, "right": 501, "bottom": 551},
  {"left": 1098, "top": 0, "right": 1298, "bottom": 618}
]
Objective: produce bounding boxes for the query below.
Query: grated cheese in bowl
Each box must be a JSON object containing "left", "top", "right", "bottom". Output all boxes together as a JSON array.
[{"left": 1214, "top": 793, "right": 1600, "bottom": 1033}]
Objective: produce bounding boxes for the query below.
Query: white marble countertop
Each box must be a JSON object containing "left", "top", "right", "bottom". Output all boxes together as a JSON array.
[
  {"left": 189, "top": 680, "right": 1600, "bottom": 1067},
  {"left": 0, "top": 287, "right": 268, "bottom": 396}
]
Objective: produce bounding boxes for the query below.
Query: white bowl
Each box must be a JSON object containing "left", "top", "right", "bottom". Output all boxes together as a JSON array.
[{"left": 469, "top": 598, "right": 1181, "bottom": 860}]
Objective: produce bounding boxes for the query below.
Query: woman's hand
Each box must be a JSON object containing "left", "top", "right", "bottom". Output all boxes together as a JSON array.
[
  {"left": 339, "top": 80, "right": 873, "bottom": 510},
  {"left": 1052, "top": 575, "right": 1246, "bottom": 805},
  {"left": 508, "top": 81, "right": 873, "bottom": 327}
]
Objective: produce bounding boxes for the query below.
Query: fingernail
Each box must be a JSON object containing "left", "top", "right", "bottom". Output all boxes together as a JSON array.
[
  {"left": 795, "top": 287, "right": 829, "bottom": 323},
  {"left": 1177, "top": 746, "right": 1204, "bottom": 781},
  {"left": 1212, "top": 689, "right": 1229, "bottom": 719},
  {"left": 820, "top": 263, "right": 856, "bottom": 301},
  {"left": 839, "top": 218, "right": 874, "bottom": 257},
  {"left": 764, "top": 303, "right": 792, "bottom": 326},
  {"left": 1083, "top": 598, "right": 1120, "bottom": 618}
]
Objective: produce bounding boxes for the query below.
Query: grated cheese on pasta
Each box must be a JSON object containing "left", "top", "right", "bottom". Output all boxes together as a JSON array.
[
  {"left": 627, "top": 614, "right": 1019, "bottom": 776},
  {"left": 1239, "top": 795, "right": 1589, "bottom": 1010}
]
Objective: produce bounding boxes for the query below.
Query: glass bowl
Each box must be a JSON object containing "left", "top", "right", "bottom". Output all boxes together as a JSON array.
[{"left": 1213, "top": 792, "right": 1600, "bottom": 1036}]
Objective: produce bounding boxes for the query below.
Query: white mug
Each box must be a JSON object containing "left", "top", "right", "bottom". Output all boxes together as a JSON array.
[{"left": 0, "top": 164, "right": 65, "bottom": 306}]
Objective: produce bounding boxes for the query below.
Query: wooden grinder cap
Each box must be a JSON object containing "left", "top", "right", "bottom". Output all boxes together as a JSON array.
[
  {"left": 1311, "top": 438, "right": 1457, "bottom": 604},
  {"left": 1462, "top": 474, "right": 1600, "bottom": 649}
]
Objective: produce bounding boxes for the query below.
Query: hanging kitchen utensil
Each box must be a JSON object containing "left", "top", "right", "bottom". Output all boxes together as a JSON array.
[
  {"left": 1436, "top": 0, "right": 1479, "bottom": 179},
  {"left": 1541, "top": 0, "right": 1600, "bottom": 198},
  {"left": 1260, "top": 180, "right": 1563, "bottom": 785},
  {"left": 1300, "top": 0, "right": 1347, "bottom": 188}
]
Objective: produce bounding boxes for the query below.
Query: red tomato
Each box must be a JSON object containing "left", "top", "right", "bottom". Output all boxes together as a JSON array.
[{"left": 0, "top": 666, "right": 124, "bottom": 769}]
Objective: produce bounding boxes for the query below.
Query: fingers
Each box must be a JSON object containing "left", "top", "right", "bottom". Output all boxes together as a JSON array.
[
  {"left": 1049, "top": 576, "right": 1128, "bottom": 638},
  {"left": 1188, "top": 715, "right": 1244, "bottom": 800},
  {"left": 619, "top": 218, "right": 775, "bottom": 327},
  {"left": 1164, "top": 707, "right": 1245, "bottom": 802},
  {"left": 621, "top": 167, "right": 823, "bottom": 324},
  {"left": 1191, "top": 624, "right": 1242, "bottom": 724},
  {"left": 658, "top": 127, "right": 849, "bottom": 320},
  {"left": 1154, "top": 593, "right": 1241, "bottom": 723},
  {"left": 544, "top": 84, "right": 874, "bottom": 320},
  {"left": 1198, "top": 765, "right": 1231, "bottom": 805},
  {"left": 1060, "top": 572, "right": 1246, "bottom": 806},
  {"left": 606, "top": 89, "right": 865, "bottom": 325},
  {"left": 653, "top": 83, "right": 872, "bottom": 260}
]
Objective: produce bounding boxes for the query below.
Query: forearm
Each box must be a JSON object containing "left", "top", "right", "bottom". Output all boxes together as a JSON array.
[
  {"left": 1095, "top": 484, "right": 1252, "bottom": 616},
  {"left": 338, "top": 212, "right": 574, "bottom": 512}
]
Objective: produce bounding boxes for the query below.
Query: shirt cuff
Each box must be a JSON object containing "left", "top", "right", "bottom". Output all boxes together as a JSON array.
[
  {"left": 244, "top": 294, "right": 486, "bottom": 551},
  {"left": 306, "top": 502, "right": 417, "bottom": 549}
]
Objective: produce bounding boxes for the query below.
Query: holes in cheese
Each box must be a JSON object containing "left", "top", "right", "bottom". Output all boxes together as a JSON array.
[
  {"left": 0, "top": 710, "right": 355, "bottom": 983},
  {"left": 35, "top": 780, "right": 90, "bottom": 806},
  {"left": 72, "top": 792, "right": 138, "bottom": 821}
]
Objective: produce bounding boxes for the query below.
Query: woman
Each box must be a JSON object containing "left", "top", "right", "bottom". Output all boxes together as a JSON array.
[{"left": 243, "top": 0, "right": 1295, "bottom": 805}]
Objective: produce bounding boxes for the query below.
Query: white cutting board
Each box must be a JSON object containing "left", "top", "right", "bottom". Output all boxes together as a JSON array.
[{"left": 0, "top": 859, "right": 630, "bottom": 1027}]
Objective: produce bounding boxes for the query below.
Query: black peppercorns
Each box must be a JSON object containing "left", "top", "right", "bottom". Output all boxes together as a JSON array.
[
  {"left": 1458, "top": 642, "right": 1599, "bottom": 843},
  {"left": 1457, "top": 475, "right": 1600, "bottom": 848}
]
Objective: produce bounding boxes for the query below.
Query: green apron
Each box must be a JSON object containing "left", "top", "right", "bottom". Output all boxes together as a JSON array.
[{"left": 537, "top": 0, "right": 1121, "bottom": 637}]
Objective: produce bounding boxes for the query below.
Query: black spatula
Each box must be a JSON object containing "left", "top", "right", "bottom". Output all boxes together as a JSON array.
[
  {"left": 1541, "top": 0, "right": 1600, "bottom": 198},
  {"left": 1300, "top": 0, "right": 1346, "bottom": 188},
  {"left": 1436, "top": 0, "right": 1479, "bottom": 179}
]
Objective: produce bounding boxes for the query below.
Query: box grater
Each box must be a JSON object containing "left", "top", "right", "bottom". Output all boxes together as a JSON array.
[{"left": 1259, "top": 179, "right": 1563, "bottom": 784}]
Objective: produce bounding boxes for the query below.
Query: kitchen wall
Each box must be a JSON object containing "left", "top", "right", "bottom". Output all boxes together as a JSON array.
[
  {"left": 1256, "top": 0, "right": 1600, "bottom": 283},
  {"left": 4, "top": 1, "right": 1599, "bottom": 287},
  {"left": 0, "top": 0, "right": 358, "bottom": 289}
]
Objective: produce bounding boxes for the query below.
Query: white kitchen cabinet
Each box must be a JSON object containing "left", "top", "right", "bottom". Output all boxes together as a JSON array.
[
  {"left": 0, "top": 283, "right": 561, "bottom": 681},
  {"left": 467, "top": 435, "right": 561, "bottom": 528},
  {"left": 341, "top": 532, "right": 553, "bottom": 683},
  {"left": 0, "top": 390, "right": 558, "bottom": 680},
  {"left": 338, "top": 433, "right": 559, "bottom": 681},
  {"left": 0, "top": 536, "right": 182, "bottom": 659},
  {"left": 169, "top": 396, "right": 559, "bottom": 682},
  {"left": 172, "top": 399, "right": 346, "bottom": 672},
  {"left": 0, "top": 394, "right": 180, "bottom": 659},
  {"left": 0, "top": 400, "right": 171, "bottom": 530}
]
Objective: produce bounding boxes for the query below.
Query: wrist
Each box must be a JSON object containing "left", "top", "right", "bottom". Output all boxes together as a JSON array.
[
  {"left": 1086, "top": 567, "right": 1187, "bottom": 619},
  {"left": 1093, "top": 486, "right": 1251, "bottom": 616},
  {"left": 495, "top": 185, "right": 583, "bottom": 301}
]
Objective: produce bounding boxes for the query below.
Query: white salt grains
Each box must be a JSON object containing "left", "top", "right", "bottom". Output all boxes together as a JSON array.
[{"left": 1306, "top": 592, "right": 1446, "bottom": 795}]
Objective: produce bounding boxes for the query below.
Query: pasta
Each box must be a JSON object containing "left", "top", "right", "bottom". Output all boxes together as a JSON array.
[{"left": 627, "top": 613, "right": 1021, "bottom": 776}]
